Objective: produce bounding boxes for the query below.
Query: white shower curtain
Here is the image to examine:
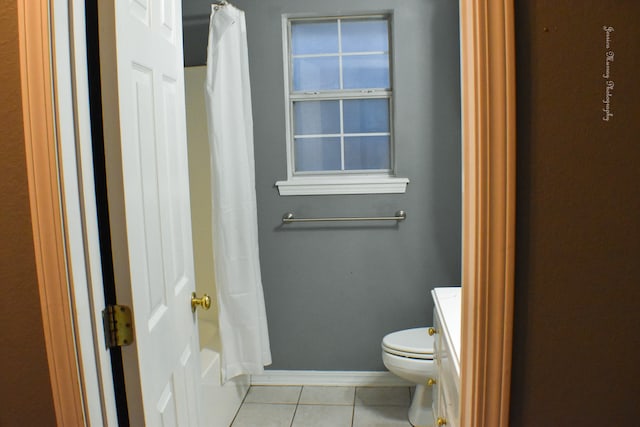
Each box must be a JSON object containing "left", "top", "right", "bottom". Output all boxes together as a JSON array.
[{"left": 205, "top": 3, "right": 272, "bottom": 382}]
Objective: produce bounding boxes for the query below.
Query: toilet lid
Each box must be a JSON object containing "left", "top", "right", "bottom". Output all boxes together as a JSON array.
[{"left": 382, "top": 327, "right": 434, "bottom": 360}]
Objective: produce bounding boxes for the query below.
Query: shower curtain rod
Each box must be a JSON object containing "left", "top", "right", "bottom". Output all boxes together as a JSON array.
[{"left": 282, "top": 210, "right": 407, "bottom": 223}]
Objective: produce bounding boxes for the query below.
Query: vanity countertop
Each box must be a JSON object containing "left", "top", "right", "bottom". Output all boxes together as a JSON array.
[{"left": 431, "top": 287, "right": 462, "bottom": 377}]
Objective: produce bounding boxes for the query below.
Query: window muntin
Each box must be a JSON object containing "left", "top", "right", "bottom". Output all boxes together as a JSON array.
[{"left": 287, "top": 16, "right": 393, "bottom": 175}]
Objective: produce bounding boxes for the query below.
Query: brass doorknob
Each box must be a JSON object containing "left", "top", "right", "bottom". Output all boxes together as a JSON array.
[
  {"left": 191, "top": 292, "right": 211, "bottom": 312},
  {"left": 427, "top": 378, "right": 437, "bottom": 386},
  {"left": 428, "top": 327, "right": 437, "bottom": 336},
  {"left": 437, "top": 417, "right": 447, "bottom": 426}
]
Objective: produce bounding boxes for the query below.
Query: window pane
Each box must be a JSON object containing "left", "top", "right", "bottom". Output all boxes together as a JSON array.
[
  {"left": 293, "top": 56, "right": 340, "bottom": 91},
  {"left": 344, "top": 136, "right": 390, "bottom": 170},
  {"left": 294, "top": 100, "right": 340, "bottom": 135},
  {"left": 343, "top": 54, "right": 390, "bottom": 89},
  {"left": 291, "top": 21, "right": 339, "bottom": 55},
  {"left": 295, "top": 137, "right": 342, "bottom": 171},
  {"left": 343, "top": 99, "right": 389, "bottom": 133},
  {"left": 341, "top": 19, "right": 389, "bottom": 53}
]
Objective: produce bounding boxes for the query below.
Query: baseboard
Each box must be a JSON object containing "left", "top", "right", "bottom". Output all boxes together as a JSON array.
[{"left": 250, "top": 370, "right": 411, "bottom": 387}]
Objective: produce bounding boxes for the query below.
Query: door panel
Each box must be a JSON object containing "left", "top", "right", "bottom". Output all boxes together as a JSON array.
[{"left": 98, "top": 0, "right": 201, "bottom": 424}]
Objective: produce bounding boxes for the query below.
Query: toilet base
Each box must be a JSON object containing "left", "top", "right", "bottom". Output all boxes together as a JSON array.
[{"left": 408, "top": 384, "right": 434, "bottom": 427}]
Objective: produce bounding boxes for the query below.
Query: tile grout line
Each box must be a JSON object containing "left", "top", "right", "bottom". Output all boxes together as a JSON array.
[
  {"left": 229, "top": 385, "right": 252, "bottom": 427},
  {"left": 350, "top": 387, "right": 357, "bottom": 427},
  {"left": 288, "top": 385, "right": 304, "bottom": 427}
]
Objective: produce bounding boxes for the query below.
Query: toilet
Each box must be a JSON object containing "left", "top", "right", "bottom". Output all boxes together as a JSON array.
[{"left": 382, "top": 327, "right": 435, "bottom": 427}]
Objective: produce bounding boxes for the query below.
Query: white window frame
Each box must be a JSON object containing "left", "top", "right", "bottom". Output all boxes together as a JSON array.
[{"left": 276, "top": 14, "right": 409, "bottom": 196}]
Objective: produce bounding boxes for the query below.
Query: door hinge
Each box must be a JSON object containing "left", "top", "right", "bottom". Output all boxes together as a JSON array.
[{"left": 102, "top": 304, "right": 134, "bottom": 349}]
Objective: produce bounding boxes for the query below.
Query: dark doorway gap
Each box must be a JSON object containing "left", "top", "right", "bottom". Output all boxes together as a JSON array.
[{"left": 84, "top": 1, "right": 130, "bottom": 425}]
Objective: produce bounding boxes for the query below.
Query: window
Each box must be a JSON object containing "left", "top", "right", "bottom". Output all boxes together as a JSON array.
[{"left": 276, "top": 15, "right": 409, "bottom": 195}]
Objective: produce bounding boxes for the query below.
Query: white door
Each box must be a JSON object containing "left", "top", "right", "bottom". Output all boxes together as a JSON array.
[{"left": 98, "top": 1, "right": 202, "bottom": 425}]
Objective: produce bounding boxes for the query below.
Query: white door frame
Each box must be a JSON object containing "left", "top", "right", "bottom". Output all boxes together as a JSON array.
[
  {"left": 20, "top": 0, "right": 515, "bottom": 426},
  {"left": 56, "top": 0, "right": 119, "bottom": 424},
  {"left": 19, "top": 0, "right": 117, "bottom": 425}
]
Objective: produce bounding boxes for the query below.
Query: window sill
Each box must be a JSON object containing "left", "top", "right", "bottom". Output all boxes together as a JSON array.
[{"left": 275, "top": 176, "right": 409, "bottom": 196}]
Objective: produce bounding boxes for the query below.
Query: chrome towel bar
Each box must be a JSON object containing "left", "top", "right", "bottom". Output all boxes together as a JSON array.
[{"left": 282, "top": 210, "right": 407, "bottom": 223}]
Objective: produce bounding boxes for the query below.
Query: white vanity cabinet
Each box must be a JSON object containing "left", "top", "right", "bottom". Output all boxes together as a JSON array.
[{"left": 431, "top": 287, "right": 461, "bottom": 427}]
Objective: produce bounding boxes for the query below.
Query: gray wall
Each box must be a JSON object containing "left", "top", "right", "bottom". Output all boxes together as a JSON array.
[{"left": 183, "top": 0, "right": 461, "bottom": 370}]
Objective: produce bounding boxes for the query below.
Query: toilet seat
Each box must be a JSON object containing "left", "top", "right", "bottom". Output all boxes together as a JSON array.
[{"left": 382, "top": 327, "right": 434, "bottom": 360}]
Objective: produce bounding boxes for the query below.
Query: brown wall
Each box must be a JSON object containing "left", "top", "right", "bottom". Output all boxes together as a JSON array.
[
  {"left": 0, "top": 1, "right": 57, "bottom": 425},
  {"left": 511, "top": 1, "right": 640, "bottom": 425}
]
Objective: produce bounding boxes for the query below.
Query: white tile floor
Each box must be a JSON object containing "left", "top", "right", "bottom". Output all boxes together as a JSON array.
[{"left": 231, "top": 385, "right": 413, "bottom": 427}]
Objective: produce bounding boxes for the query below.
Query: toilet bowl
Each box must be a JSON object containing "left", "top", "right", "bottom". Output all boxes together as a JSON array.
[{"left": 382, "top": 327, "right": 435, "bottom": 427}]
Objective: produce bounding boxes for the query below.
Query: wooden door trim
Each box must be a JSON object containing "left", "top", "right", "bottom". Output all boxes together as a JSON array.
[
  {"left": 460, "top": 0, "right": 516, "bottom": 426},
  {"left": 27, "top": 0, "right": 517, "bottom": 425},
  {"left": 18, "top": 1, "right": 85, "bottom": 425}
]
